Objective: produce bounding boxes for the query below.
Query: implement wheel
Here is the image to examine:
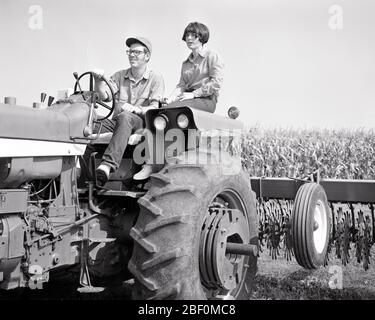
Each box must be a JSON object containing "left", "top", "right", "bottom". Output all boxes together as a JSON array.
[
  {"left": 292, "top": 183, "right": 330, "bottom": 269},
  {"left": 128, "top": 151, "right": 258, "bottom": 300}
]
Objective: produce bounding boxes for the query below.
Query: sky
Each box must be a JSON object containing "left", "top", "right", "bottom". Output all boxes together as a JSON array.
[{"left": 0, "top": 0, "right": 374, "bottom": 129}]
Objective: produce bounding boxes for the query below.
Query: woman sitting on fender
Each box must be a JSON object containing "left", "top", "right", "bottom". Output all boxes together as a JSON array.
[{"left": 134, "top": 21, "right": 225, "bottom": 180}]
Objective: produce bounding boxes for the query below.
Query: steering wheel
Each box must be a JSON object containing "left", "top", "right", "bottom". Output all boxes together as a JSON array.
[{"left": 73, "top": 71, "right": 115, "bottom": 121}]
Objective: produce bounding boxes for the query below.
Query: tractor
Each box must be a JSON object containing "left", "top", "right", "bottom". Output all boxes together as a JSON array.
[{"left": 0, "top": 72, "right": 330, "bottom": 300}]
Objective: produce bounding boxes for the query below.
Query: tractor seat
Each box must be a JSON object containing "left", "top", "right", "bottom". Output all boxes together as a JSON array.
[{"left": 0, "top": 101, "right": 90, "bottom": 143}]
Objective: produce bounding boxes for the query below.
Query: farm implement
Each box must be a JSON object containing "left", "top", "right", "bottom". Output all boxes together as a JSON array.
[
  {"left": 250, "top": 175, "right": 374, "bottom": 270},
  {"left": 0, "top": 71, "right": 372, "bottom": 300}
]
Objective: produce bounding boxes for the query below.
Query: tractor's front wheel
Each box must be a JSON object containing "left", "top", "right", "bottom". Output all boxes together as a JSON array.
[{"left": 128, "top": 152, "right": 258, "bottom": 300}]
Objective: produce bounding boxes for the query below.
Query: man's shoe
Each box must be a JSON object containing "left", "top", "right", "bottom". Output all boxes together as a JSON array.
[
  {"left": 96, "top": 163, "right": 110, "bottom": 187},
  {"left": 133, "top": 164, "right": 153, "bottom": 180}
]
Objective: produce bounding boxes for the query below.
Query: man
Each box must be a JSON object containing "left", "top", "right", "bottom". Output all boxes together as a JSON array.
[{"left": 92, "top": 36, "right": 164, "bottom": 186}]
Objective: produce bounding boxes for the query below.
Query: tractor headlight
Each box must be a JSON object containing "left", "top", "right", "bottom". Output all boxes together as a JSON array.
[
  {"left": 154, "top": 115, "right": 168, "bottom": 131},
  {"left": 177, "top": 114, "right": 189, "bottom": 129}
]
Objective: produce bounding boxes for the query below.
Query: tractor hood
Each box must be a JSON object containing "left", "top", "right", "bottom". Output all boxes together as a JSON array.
[{"left": 0, "top": 101, "right": 90, "bottom": 143}]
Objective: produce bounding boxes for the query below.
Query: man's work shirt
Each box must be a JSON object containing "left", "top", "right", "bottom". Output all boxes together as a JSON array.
[
  {"left": 109, "top": 68, "right": 165, "bottom": 117},
  {"left": 177, "top": 47, "right": 224, "bottom": 104}
]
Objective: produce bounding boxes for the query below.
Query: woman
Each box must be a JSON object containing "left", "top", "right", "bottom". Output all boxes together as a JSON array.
[
  {"left": 134, "top": 22, "right": 224, "bottom": 180},
  {"left": 164, "top": 21, "right": 224, "bottom": 113}
]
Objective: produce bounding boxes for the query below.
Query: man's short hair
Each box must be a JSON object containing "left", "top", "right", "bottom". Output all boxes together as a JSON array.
[{"left": 182, "top": 22, "right": 210, "bottom": 44}]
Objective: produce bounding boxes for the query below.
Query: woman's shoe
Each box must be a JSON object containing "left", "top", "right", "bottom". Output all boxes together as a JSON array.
[{"left": 133, "top": 164, "right": 153, "bottom": 180}]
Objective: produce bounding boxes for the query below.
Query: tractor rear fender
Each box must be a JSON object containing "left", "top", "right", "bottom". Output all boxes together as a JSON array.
[
  {"left": 143, "top": 107, "right": 244, "bottom": 162},
  {"left": 84, "top": 107, "right": 245, "bottom": 168},
  {"left": 88, "top": 107, "right": 244, "bottom": 146},
  {"left": 189, "top": 107, "right": 244, "bottom": 132},
  {"left": 145, "top": 106, "right": 244, "bottom": 132}
]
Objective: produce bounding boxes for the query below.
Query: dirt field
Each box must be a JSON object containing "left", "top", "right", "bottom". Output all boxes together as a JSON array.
[
  {"left": 2, "top": 247, "right": 374, "bottom": 300},
  {"left": 252, "top": 248, "right": 375, "bottom": 300}
]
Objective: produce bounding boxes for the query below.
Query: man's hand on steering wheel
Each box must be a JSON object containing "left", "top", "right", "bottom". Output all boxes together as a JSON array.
[
  {"left": 91, "top": 69, "right": 112, "bottom": 102},
  {"left": 91, "top": 68, "right": 106, "bottom": 80},
  {"left": 73, "top": 71, "right": 116, "bottom": 121}
]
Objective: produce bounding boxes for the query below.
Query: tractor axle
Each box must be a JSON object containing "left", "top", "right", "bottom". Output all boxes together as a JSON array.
[{"left": 225, "top": 242, "right": 258, "bottom": 257}]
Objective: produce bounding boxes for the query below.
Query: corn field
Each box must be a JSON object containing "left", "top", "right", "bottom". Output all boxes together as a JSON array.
[{"left": 241, "top": 126, "right": 375, "bottom": 270}]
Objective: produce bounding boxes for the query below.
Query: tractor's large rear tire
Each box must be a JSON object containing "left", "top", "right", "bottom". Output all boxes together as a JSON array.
[
  {"left": 292, "top": 183, "right": 330, "bottom": 269},
  {"left": 128, "top": 151, "right": 258, "bottom": 300}
]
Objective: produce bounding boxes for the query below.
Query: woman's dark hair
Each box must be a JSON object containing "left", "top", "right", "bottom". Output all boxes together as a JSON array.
[{"left": 182, "top": 22, "right": 210, "bottom": 44}]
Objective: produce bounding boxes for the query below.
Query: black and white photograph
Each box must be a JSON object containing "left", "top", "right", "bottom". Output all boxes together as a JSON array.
[{"left": 0, "top": 0, "right": 374, "bottom": 309}]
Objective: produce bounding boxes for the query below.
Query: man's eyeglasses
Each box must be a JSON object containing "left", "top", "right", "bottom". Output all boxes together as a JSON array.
[{"left": 126, "top": 49, "right": 147, "bottom": 57}]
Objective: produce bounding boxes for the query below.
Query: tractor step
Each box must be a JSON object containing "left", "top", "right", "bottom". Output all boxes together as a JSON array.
[
  {"left": 88, "top": 237, "right": 116, "bottom": 243},
  {"left": 78, "top": 188, "right": 146, "bottom": 198},
  {"left": 96, "top": 189, "right": 146, "bottom": 198},
  {"left": 77, "top": 286, "right": 105, "bottom": 294}
]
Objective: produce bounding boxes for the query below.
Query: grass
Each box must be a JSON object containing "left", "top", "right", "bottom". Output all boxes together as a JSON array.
[{"left": 252, "top": 247, "right": 375, "bottom": 299}]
